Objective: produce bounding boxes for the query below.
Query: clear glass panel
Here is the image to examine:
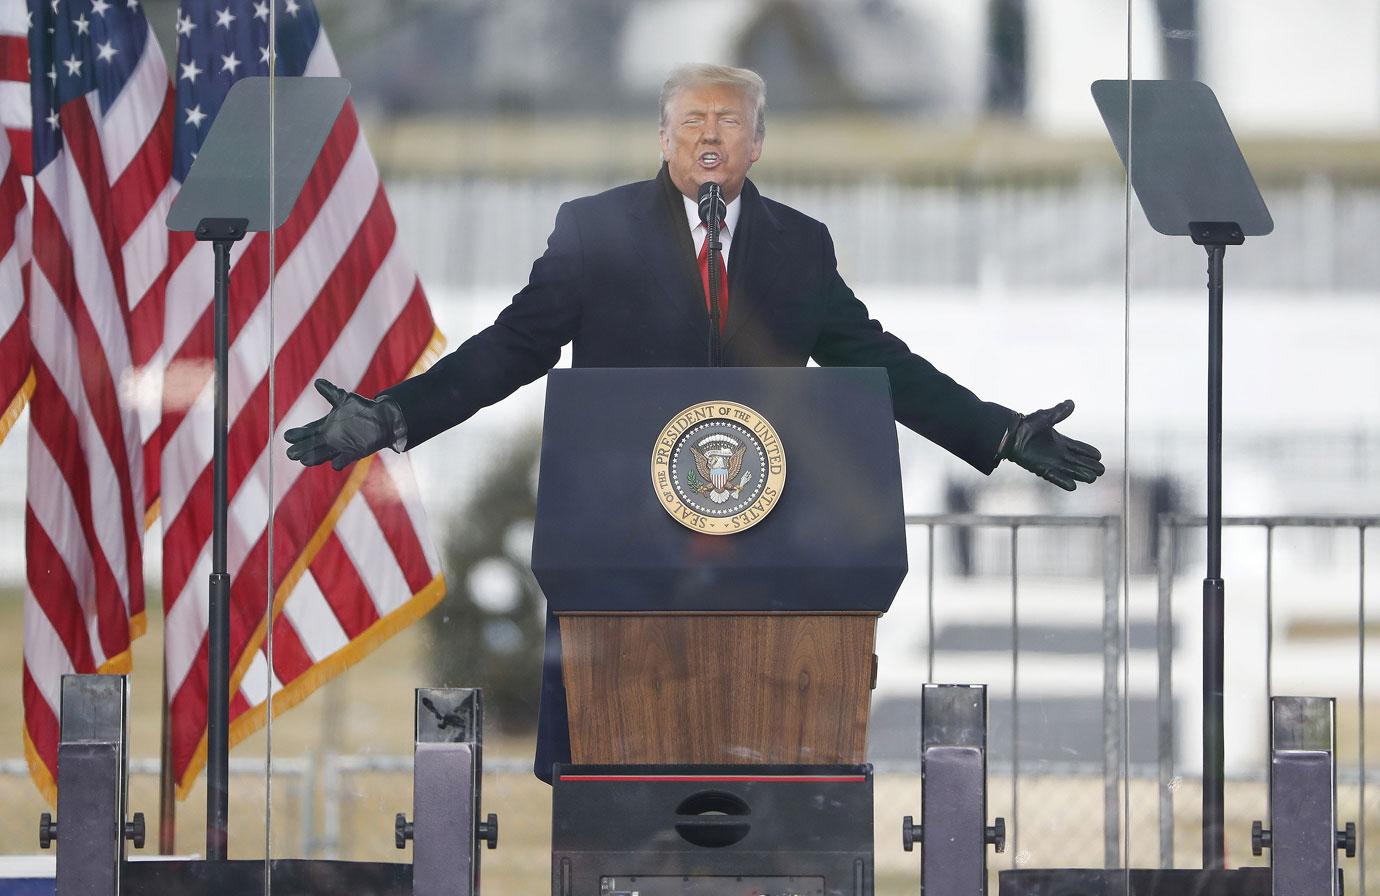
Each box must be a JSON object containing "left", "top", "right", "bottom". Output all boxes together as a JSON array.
[
  {"left": 261, "top": 0, "right": 454, "bottom": 884},
  {"left": 0, "top": 0, "right": 276, "bottom": 881},
  {"left": 1126, "top": 0, "right": 1380, "bottom": 888},
  {"left": 248, "top": 3, "right": 1138, "bottom": 896},
  {"left": 0, "top": 0, "right": 285, "bottom": 878}
]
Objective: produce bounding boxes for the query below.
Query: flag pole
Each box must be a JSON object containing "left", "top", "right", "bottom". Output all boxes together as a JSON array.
[{"left": 158, "top": 647, "right": 176, "bottom": 854}]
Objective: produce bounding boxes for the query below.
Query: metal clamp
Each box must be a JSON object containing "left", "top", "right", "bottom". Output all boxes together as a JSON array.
[
  {"left": 987, "top": 817, "right": 1007, "bottom": 854},
  {"left": 1252, "top": 819, "right": 1355, "bottom": 859},
  {"left": 401, "top": 689, "right": 495, "bottom": 896},
  {"left": 38, "top": 810, "right": 143, "bottom": 850},
  {"left": 477, "top": 813, "right": 499, "bottom": 850},
  {"left": 902, "top": 814, "right": 1004, "bottom": 854},
  {"left": 912, "top": 684, "right": 1000, "bottom": 894},
  {"left": 901, "top": 816, "right": 921, "bottom": 852},
  {"left": 1256, "top": 696, "right": 1352, "bottom": 895},
  {"left": 1336, "top": 822, "right": 1357, "bottom": 859},
  {"left": 50, "top": 674, "right": 134, "bottom": 895},
  {"left": 194, "top": 217, "right": 249, "bottom": 242},
  {"left": 397, "top": 811, "right": 496, "bottom": 851},
  {"left": 125, "top": 813, "right": 146, "bottom": 849}
]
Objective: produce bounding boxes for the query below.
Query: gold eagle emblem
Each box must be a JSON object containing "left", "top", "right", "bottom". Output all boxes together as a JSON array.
[
  {"left": 650, "top": 399, "right": 786, "bottom": 535},
  {"left": 689, "top": 442, "right": 750, "bottom": 503}
]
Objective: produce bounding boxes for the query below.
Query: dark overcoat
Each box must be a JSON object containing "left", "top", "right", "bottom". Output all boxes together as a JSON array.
[{"left": 383, "top": 165, "right": 1015, "bottom": 781}]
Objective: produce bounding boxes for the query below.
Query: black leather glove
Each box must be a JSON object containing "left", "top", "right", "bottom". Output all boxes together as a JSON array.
[
  {"left": 283, "top": 379, "right": 405, "bottom": 471},
  {"left": 1000, "top": 400, "right": 1105, "bottom": 491}
]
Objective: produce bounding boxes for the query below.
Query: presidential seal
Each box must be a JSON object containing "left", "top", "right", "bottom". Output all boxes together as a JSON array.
[{"left": 650, "top": 400, "right": 786, "bottom": 534}]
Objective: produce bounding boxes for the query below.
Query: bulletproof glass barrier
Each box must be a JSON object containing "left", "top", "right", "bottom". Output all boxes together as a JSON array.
[
  {"left": 255, "top": 3, "right": 1137, "bottom": 892},
  {"left": 0, "top": 3, "right": 1165, "bottom": 896},
  {"left": 1119, "top": 3, "right": 1379, "bottom": 896}
]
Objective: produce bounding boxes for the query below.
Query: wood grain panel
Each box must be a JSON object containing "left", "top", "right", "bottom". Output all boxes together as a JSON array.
[{"left": 559, "top": 614, "right": 878, "bottom": 765}]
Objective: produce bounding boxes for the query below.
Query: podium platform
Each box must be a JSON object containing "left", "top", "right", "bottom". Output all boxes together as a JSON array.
[{"left": 533, "top": 367, "right": 905, "bottom": 892}]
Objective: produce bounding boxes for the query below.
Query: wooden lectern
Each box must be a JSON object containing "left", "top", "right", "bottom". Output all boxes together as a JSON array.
[
  {"left": 532, "top": 367, "right": 907, "bottom": 768},
  {"left": 560, "top": 613, "right": 876, "bottom": 765}
]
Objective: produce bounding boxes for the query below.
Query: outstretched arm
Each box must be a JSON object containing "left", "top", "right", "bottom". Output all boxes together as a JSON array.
[
  {"left": 284, "top": 201, "right": 586, "bottom": 468},
  {"left": 810, "top": 225, "right": 1103, "bottom": 488},
  {"left": 378, "top": 200, "right": 587, "bottom": 447},
  {"left": 809, "top": 225, "right": 1015, "bottom": 472}
]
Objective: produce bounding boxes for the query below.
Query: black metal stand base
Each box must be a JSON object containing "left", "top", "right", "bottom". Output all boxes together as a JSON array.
[
  {"left": 1000, "top": 867, "right": 1270, "bottom": 896},
  {"left": 124, "top": 859, "right": 410, "bottom": 896}
]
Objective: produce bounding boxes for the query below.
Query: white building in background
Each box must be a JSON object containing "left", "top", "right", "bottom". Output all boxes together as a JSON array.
[
  {"left": 310, "top": 0, "right": 1380, "bottom": 148},
  {"left": 1021, "top": 0, "right": 1380, "bottom": 136}
]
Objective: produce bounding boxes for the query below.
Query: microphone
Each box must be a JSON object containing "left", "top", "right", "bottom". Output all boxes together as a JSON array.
[
  {"left": 697, "top": 182, "right": 725, "bottom": 367},
  {"left": 697, "top": 181, "right": 726, "bottom": 231}
]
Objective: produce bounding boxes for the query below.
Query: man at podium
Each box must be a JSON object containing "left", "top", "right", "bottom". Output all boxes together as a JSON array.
[{"left": 286, "top": 63, "right": 1105, "bottom": 779}]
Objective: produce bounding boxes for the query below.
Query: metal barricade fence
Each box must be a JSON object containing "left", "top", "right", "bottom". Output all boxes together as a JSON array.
[
  {"left": 2, "top": 513, "right": 1375, "bottom": 873},
  {"left": 906, "top": 512, "right": 1125, "bottom": 869},
  {"left": 1155, "top": 514, "right": 1378, "bottom": 881},
  {"left": 383, "top": 175, "right": 1380, "bottom": 294},
  {"left": 301, "top": 757, "right": 1380, "bottom": 869},
  {"left": 313, "top": 512, "right": 1129, "bottom": 865},
  {"left": 0, "top": 756, "right": 313, "bottom": 855}
]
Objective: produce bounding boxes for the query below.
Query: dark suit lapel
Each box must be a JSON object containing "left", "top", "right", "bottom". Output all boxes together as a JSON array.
[
  {"left": 629, "top": 165, "right": 711, "bottom": 346},
  {"left": 723, "top": 178, "right": 786, "bottom": 351}
]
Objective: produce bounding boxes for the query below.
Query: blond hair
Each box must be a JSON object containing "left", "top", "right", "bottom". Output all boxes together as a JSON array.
[{"left": 659, "top": 63, "right": 767, "bottom": 140}]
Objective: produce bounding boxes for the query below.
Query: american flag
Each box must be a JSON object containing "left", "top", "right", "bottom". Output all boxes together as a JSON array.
[
  {"left": 21, "top": 0, "right": 171, "bottom": 798},
  {"left": 1, "top": 0, "right": 31, "bottom": 442},
  {"left": 0, "top": 0, "right": 29, "bottom": 171},
  {"left": 161, "top": 0, "right": 444, "bottom": 794}
]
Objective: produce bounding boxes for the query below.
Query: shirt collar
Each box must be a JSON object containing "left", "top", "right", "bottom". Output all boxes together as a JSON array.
[{"left": 682, "top": 192, "right": 742, "bottom": 236}]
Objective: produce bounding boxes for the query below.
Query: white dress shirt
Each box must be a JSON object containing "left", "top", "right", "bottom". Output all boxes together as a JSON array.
[{"left": 681, "top": 193, "right": 742, "bottom": 267}]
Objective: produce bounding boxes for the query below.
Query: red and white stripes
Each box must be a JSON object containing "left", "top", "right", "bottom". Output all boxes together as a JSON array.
[
  {"left": 17, "top": 7, "right": 444, "bottom": 803},
  {"left": 21, "top": 20, "right": 172, "bottom": 799},
  {"left": 0, "top": 0, "right": 28, "bottom": 174},
  {"left": 0, "top": 0, "right": 30, "bottom": 442}
]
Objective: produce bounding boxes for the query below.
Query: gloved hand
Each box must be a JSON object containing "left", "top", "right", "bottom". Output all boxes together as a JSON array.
[
  {"left": 284, "top": 379, "right": 404, "bottom": 471},
  {"left": 1000, "top": 400, "right": 1104, "bottom": 491}
]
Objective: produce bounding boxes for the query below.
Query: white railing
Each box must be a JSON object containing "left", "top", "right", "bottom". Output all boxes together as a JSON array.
[{"left": 385, "top": 173, "right": 1380, "bottom": 293}]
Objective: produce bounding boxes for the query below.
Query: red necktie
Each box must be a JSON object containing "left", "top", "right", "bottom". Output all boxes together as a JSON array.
[{"left": 697, "top": 227, "right": 729, "bottom": 331}]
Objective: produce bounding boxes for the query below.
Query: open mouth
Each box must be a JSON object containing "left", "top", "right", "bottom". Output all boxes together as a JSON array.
[{"left": 698, "top": 151, "right": 722, "bottom": 168}]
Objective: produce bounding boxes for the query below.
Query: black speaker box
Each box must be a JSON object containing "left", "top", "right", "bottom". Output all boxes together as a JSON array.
[{"left": 551, "top": 764, "right": 874, "bottom": 896}]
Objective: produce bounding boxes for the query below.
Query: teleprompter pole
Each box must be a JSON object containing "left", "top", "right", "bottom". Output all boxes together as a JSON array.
[
  {"left": 1091, "top": 79, "right": 1273, "bottom": 879},
  {"left": 197, "top": 217, "right": 248, "bottom": 861},
  {"left": 1192, "top": 222, "right": 1242, "bottom": 870},
  {"left": 1202, "top": 241, "right": 1226, "bottom": 869}
]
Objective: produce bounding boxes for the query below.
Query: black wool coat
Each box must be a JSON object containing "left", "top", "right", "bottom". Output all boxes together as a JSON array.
[{"left": 382, "top": 165, "right": 1016, "bottom": 781}]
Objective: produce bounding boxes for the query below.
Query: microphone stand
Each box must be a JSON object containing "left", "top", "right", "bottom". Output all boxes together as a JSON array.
[{"left": 702, "top": 183, "right": 724, "bottom": 367}]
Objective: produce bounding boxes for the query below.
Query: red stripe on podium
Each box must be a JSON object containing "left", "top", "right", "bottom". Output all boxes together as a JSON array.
[{"left": 558, "top": 775, "right": 867, "bottom": 784}]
